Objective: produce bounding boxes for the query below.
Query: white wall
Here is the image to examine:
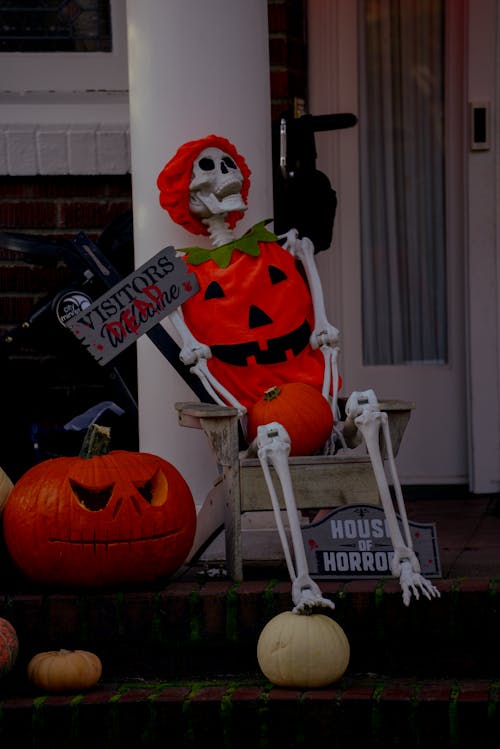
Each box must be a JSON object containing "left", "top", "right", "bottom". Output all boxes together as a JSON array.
[
  {"left": 466, "top": 0, "right": 500, "bottom": 492},
  {"left": 126, "top": 0, "right": 273, "bottom": 504}
]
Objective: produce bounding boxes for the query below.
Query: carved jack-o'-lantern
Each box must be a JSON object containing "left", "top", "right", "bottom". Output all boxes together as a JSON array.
[
  {"left": 2, "top": 431, "right": 196, "bottom": 587},
  {"left": 181, "top": 222, "right": 327, "bottom": 411}
]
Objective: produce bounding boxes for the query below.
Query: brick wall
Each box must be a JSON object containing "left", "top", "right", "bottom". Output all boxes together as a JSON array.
[
  {"left": 268, "top": 0, "right": 308, "bottom": 121},
  {"left": 0, "top": 3, "right": 307, "bottom": 481}
]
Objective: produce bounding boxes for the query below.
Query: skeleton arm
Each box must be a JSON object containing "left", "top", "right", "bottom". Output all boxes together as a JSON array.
[
  {"left": 279, "top": 230, "right": 341, "bottom": 415},
  {"left": 169, "top": 308, "right": 246, "bottom": 414},
  {"left": 280, "top": 229, "right": 339, "bottom": 349}
]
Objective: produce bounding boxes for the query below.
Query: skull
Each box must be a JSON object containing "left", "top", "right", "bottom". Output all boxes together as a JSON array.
[{"left": 189, "top": 147, "right": 247, "bottom": 218}]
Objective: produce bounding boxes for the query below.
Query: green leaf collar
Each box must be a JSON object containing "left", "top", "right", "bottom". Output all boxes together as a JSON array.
[{"left": 183, "top": 219, "right": 277, "bottom": 268}]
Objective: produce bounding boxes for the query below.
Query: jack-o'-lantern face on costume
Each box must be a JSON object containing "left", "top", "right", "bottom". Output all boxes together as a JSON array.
[{"left": 157, "top": 136, "right": 328, "bottom": 411}]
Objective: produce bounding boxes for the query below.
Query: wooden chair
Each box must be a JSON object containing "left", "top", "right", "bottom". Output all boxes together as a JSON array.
[{"left": 175, "top": 399, "right": 414, "bottom": 580}]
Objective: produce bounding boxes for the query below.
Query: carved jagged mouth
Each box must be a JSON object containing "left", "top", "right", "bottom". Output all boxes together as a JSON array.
[
  {"left": 49, "top": 530, "right": 179, "bottom": 544},
  {"left": 210, "top": 319, "right": 311, "bottom": 366}
]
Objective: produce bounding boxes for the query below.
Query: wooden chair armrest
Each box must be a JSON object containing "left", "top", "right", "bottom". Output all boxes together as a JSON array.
[{"left": 175, "top": 401, "right": 241, "bottom": 466}]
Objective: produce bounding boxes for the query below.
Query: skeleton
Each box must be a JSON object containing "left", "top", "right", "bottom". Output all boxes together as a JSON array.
[{"left": 161, "top": 142, "right": 440, "bottom": 611}]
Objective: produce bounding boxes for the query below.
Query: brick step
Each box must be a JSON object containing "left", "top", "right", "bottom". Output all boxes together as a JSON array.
[
  {"left": 0, "top": 676, "right": 499, "bottom": 749},
  {"left": 1, "top": 576, "right": 499, "bottom": 682}
]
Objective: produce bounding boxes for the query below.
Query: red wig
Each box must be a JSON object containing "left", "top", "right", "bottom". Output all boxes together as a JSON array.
[{"left": 157, "top": 134, "right": 252, "bottom": 236}]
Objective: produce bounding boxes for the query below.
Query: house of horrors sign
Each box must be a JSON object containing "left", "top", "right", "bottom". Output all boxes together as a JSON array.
[
  {"left": 67, "top": 246, "right": 199, "bottom": 365},
  {"left": 302, "top": 504, "right": 441, "bottom": 579}
]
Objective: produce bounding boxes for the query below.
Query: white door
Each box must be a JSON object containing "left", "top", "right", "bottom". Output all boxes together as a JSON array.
[{"left": 308, "top": 0, "right": 467, "bottom": 485}]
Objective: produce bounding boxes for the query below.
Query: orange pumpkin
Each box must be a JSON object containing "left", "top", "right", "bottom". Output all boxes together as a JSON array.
[
  {"left": 0, "top": 618, "right": 19, "bottom": 678},
  {"left": 27, "top": 649, "right": 102, "bottom": 693},
  {"left": 247, "top": 382, "right": 334, "bottom": 455},
  {"left": 2, "top": 426, "right": 196, "bottom": 587}
]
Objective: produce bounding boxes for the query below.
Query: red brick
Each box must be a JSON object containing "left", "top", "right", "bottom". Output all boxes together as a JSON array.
[
  {"left": 267, "top": 687, "right": 310, "bottom": 747},
  {"left": 58, "top": 200, "right": 128, "bottom": 229},
  {"left": 121, "top": 590, "right": 155, "bottom": 640},
  {"left": 300, "top": 687, "right": 344, "bottom": 743},
  {"left": 148, "top": 686, "right": 192, "bottom": 746},
  {"left": 227, "top": 686, "right": 267, "bottom": 749},
  {"left": 268, "top": 3, "right": 287, "bottom": 33},
  {"left": 156, "top": 582, "right": 202, "bottom": 647},
  {"left": 199, "top": 580, "right": 233, "bottom": 637},
  {"left": 269, "top": 37, "right": 287, "bottom": 66},
  {"left": 46, "top": 594, "right": 81, "bottom": 645},
  {"left": 86, "top": 593, "right": 121, "bottom": 647},
  {"left": 0, "top": 201, "right": 58, "bottom": 228},
  {"left": 0, "top": 695, "right": 39, "bottom": 746},
  {"left": 3, "top": 594, "right": 47, "bottom": 648},
  {"left": 230, "top": 685, "right": 266, "bottom": 701},
  {"left": 235, "top": 580, "right": 268, "bottom": 632},
  {"left": 270, "top": 70, "right": 290, "bottom": 98},
  {"left": 189, "top": 685, "right": 228, "bottom": 745}
]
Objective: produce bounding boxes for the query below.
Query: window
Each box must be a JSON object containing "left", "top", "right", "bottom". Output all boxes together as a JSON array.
[
  {"left": 0, "top": 1, "right": 112, "bottom": 53},
  {"left": 359, "top": 0, "right": 447, "bottom": 365},
  {"left": 0, "top": 0, "right": 129, "bottom": 174}
]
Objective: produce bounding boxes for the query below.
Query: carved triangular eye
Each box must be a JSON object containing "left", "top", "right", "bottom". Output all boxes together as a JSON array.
[
  {"left": 135, "top": 469, "right": 169, "bottom": 506},
  {"left": 269, "top": 265, "right": 287, "bottom": 284},
  {"left": 70, "top": 480, "right": 113, "bottom": 511},
  {"left": 249, "top": 305, "right": 273, "bottom": 329},
  {"left": 205, "top": 281, "right": 225, "bottom": 299}
]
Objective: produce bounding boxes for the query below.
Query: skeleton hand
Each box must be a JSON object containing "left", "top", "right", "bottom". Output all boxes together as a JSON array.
[
  {"left": 278, "top": 228, "right": 302, "bottom": 256},
  {"left": 310, "top": 322, "right": 340, "bottom": 350},
  {"left": 190, "top": 358, "right": 246, "bottom": 415},
  {"left": 398, "top": 560, "right": 441, "bottom": 606},
  {"left": 392, "top": 548, "right": 441, "bottom": 606},
  {"left": 179, "top": 341, "right": 212, "bottom": 366},
  {"left": 169, "top": 308, "right": 212, "bottom": 366}
]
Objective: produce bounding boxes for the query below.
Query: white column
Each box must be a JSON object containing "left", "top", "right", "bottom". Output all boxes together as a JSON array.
[{"left": 126, "top": 0, "right": 273, "bottom": 505}]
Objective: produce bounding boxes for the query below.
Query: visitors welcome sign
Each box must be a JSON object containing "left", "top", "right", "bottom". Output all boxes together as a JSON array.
[
  {"left": 302, "top": 504, "right": 441, "bottom": 579},
  {"left": 67, "top": 246, "right": 198, "bottom": 365}
]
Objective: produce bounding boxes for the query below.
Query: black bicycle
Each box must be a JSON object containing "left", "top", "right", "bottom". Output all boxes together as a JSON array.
[{"left": 0, "top": 210, "right": 213, "bottom": 482}]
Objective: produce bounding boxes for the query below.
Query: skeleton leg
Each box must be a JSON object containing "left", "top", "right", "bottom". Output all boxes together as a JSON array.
[
  {"left": 257, "top": 422, "right": 335, "bottom": 613},
  {"left": 346, "top": 391, "right": 440, "bottom": 605}
]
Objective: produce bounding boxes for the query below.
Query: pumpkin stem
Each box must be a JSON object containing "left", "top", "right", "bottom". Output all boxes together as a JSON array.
[
  {"left": 79, "top": 423, "right": 112, "bottom": 459},
  {"left": 264, "top": 386, "right": 281, "bottom": 401}
]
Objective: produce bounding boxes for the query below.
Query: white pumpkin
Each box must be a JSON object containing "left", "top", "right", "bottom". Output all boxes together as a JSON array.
[{"left": 257, "top": 611, "right": 350, "bottom": 688}]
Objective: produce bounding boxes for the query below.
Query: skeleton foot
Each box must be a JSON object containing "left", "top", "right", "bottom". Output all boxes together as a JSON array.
[
  {"left": 257, "top": 422, "right": 335, "bottom": 613},
  {"left": 292, "top": 573, "right": 335, "bottom": 613}
]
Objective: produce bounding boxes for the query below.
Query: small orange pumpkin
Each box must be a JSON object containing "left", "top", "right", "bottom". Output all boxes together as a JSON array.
[
  {"left": 27, "top": 649, "right": 102, "bottom": 692},
  {"left": 0, "top": 617, "right": 19, "bottom": 678},
  {"left": 247, "top": 382, "right": 334, "bottom": 455}
]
